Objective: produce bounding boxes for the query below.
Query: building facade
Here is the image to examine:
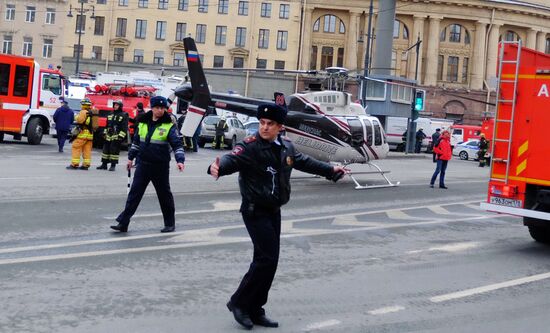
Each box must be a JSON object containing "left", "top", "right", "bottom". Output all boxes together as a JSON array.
[
  {"left": 0, "top": 0, "right": 68, "bottom": 68},
  {"left": 57, "top": 0, "right": 550, "bottom": 124}
]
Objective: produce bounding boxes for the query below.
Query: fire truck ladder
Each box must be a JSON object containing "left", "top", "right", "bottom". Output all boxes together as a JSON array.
[{"left": 490, "top": 40, "right": 522, "bottom": 184}]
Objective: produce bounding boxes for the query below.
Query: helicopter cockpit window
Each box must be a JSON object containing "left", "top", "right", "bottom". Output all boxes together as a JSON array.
[
  {"left": 288, "top": 96, "right": 308, "bottom": 113},
  {"left": 373, "top": 119, "right": 383, "bottom": 146},
  {"left": 363, "top": 118, "right": 373, "bottom": 146}
]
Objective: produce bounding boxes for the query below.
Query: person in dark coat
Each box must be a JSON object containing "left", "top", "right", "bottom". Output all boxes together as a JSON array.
[
  {"left": 478, "top": 133, "right": 489, "bottom": 167},
  {"left": 431, "top": 128, "right": 441, "bottom": 162},
  {"left": 208, "top": 103, "right": 349, "bottom": 330},
  {"left": 53, "top": 97, "right": 74, "bottom": 152},
  {"left": 415, "top": 128, "right": 427, "bottom": 153}
]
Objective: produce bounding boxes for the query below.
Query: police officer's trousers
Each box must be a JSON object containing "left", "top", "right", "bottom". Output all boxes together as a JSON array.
[
  {"left": 116, "top": 161, "right": 175, "bottom": 228},
  {"left": 231, "top": 206, "right": 281, "bottom": 314}
]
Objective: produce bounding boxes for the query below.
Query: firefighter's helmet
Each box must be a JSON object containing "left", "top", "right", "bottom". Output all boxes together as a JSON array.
[
  {"left": 113, "top": 100, "right": 123, "bottom": 109},
  {"left": 80, "top": 98, "right": 92, "bottom": 109}
]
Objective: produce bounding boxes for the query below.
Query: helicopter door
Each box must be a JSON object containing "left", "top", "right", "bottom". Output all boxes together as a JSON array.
[
  {"left": 346, "top": 118, "right": 364, "bottom": 147},
  {"left": 372, "top": 119, "right": 383, "bottom": 146}
]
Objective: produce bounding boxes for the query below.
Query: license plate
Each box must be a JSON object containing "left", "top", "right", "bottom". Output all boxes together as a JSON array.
[{"left": 489, "top": 196, "right": 522, "bottom": 208}]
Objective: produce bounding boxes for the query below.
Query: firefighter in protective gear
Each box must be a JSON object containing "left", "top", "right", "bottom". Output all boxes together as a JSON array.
[
  {"left": 213, "top": 115, "right": 228, "bottom": 149},
  {"left": 97, "top": 100, "right": 128, "bottom": 171},
  {"left": 478, "top": 133, "right": 489, "bottom": 167},
  {"left": 67, "top": 98, "right": 94, "bottom": 170}
]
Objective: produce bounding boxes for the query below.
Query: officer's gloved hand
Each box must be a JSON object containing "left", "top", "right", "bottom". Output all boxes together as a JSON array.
[{"left": 330, "top": 170, "right": 346, "bottom": 182}]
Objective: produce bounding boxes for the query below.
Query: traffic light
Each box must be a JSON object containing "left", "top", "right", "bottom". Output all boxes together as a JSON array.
[{"left": 414, "top": 89, "right": 425, "bottom": 112}]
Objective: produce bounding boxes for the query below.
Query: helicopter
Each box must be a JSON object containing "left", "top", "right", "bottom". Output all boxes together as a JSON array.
[{"left": 175, "top": 37, "right": 399, "bottom": 190}]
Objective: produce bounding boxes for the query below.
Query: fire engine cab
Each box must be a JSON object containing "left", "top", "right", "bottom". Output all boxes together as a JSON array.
[
  {"left": 0, "top": 54, "right": 67, "bottom": 144},
  {"left": 480, "top": 42, "right": 550, "bottom": 243}
]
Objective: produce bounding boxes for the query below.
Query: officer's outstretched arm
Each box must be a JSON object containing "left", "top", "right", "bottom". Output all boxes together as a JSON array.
[{"left": 167, "top": 125, "right": 185, "bottom": 165}]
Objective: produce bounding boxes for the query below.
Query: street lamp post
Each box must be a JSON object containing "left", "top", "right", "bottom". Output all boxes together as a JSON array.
[
  {"left": 405, "top": 36, "right": 422, "bottom": 154},
  {"left": 67, "top": 1, "right": 95, "bottom": 76},
  {"left": 360, "top": 0, "right": 374, "bottom": 108}
]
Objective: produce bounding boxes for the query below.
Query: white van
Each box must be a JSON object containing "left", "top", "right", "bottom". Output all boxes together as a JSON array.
[{"left": 385, "top": 116, "right": 453, "bottom": 152}]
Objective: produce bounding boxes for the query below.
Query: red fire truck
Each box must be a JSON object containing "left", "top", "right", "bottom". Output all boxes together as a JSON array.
[
  {"left": 0, "top": 54, "right": 67, "bottom": 144},
  {"left": 480, "top": 42, "right": 550, "bottom": 243}
]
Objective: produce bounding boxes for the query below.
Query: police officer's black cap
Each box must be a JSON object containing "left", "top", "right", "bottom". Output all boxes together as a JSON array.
[{"left": 257, "top": 103, "right": 287, "bottom": 124}]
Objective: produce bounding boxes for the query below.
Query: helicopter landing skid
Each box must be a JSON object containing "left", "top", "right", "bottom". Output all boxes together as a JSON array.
[{"left": 347, "top": 162, "right": 400, "bottom": 190}]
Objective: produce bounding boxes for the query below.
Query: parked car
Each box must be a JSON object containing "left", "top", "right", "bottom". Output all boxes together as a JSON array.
[
  {"left": 452, "top": 139, "right": 480, "bottom": 160},
  {"left": 243, "top": 120, "right": 259, "bottom": 136},
  {"left": 198, "top": 115, "right": 247, "bottom": 149}
]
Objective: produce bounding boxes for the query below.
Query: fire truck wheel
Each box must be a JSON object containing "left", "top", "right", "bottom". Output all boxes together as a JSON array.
[
  {"left": 527, "top": 225, "right": 550, "bottom": 244},
  {"left": 26, "top": 118, "right": 43, "bottom": 145}
]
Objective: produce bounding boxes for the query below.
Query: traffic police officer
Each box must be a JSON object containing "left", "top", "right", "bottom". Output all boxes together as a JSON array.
[
  {"left": 97, "top": 100, "right": 128, "bottom": 171},
  {"left": 111, "top": 96, "right": 185, "bottom": 233},
  {"left": 208, "top": 103, "right": 349, "bottom": 330}
]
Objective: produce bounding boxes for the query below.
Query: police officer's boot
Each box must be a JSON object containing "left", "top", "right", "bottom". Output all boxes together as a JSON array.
[
  {"left": 109, "top": 163, "right": 116, "bottom": 171},
  {"left": 97, "top": 162, "right": 108, "bottom": 170}
]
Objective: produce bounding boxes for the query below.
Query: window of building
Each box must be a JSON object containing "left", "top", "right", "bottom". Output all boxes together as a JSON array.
[
  {"left": 337, "top": 47, "right": 344, "bottom": 67},
  {"left": 276, "top": 31, "right": 287, "bottom": 50},
  {"left": 233, "top": 57, "right": 244, "bottom": 68},
  {"left": 310, "top": 45, "right": 318, "bottom": 70},
  {"left": 437, "top": 55, "right": 444, "bottom": 81},
  {"left": 236, "top": 27, "right": 246, "bottom": 47},
  {"left": 261, "top": 3, "right": 271, "bottom": 17},
  {"left": 158, "top": 0, "right": 168, "bottom": 9},
  {"left": 22, "top": 37, "right": 32, "bottom": 56},
  {"left": 256, "top": 59, "right": 267, "bottom": 69},
  {"left": 546, "top": 38, "right": 550, "bottom": 54},
  {"left": 134, "top": 49, "right": 144, "bottom": 63},
  {"left": 324, "top": 15, "right": 336, "bottom": 33},
  {"left": 25, "top": 6, "right": 35, "bottom": 22},
  {"left": 97, "top": 0, "right": 106, "bottom": 4},
  {"left": 213, "top": 55, "right": 224, "bottom": 67},
  {"left": 390, "top": 84, "right": 412, "bottom": 104},
  {"left": 313, "top": 19, "right": 320, "bottom": 32},
  {"left": 2, "top": 35, "right": 12, "bottom": 54},
  {"left": 138, "top": 0, "right": 148, "bottom": 8},
  {"left": 321, "top": 46, "right": 333, "bottom": 69},
  {"left": 462, "top": 57, "right": 469, "bottom": 83},
  {"left": 5, "top": 4, "right": 15, "bottom": 21},
  {"left": 135, "top": 20, "right": 147, "bottom": 38},
  {"left": 43, "top": 39, "right": 52, "bottom": 58},
  {"left": 119, "top": 0, "right": 128, "bottom": 6},
  {"left": 156, "top": 21, "right": 167, "bottom": 40},
  {"left": 196, "top": 24, "right": 207, "bottom": 43},
  {"left": 178, "top": 0, "right": 188, "bottom": 10},
  {"left": 279, "top": 4, "right": 289, "bottom": 19},
  {"left": 174, "top": 52, "right": 185, "bottom": 66},
  {"left": 258, "top": 29, "right": 269, "bottom": 48},
  {"left": 116, "top": 18, "right": 127, "bottom": 37},
  {"left": 447, "top": 56, "right": 459, "bottom": 82},
  {"left": 73, "top": 44, "right": 83, "bottom": 59},
  {"left": 393, "top": 20, "right": 409, "bottom": 39},
  {"left": 92, "top": 46, "right": 102, "bottom": 60},
  {"left": 218, "top": 0, "right": 228, "bottom": 14},
  {"left": 114, "top": 47, "right": 124, "bottom": 62},
  {"left": 238, "top": 1, "right": 248, "bottom": 15},
  {"left": 274, "top": 60, "right": 285, "bottom": 70},
  {"left": 76, "top": 15, "right": 86, "bottom": 33},
  {"left": 94, "top": 16, "right": 105, "bottom": 35},
  {"left": 449, "top": 24, "right": 461, "bottom": 43},
  {"left": 45, "top": 8, "right": 55, "bottom": 24},
  {"left": 215, "top": 26, "right": 227, "bottom": 45},
  {"left": 198, "top": 0, "right": 208, "bottom": 13},
  {"left": 503, "top": 30, "right": 520, "bottom": 42},
  {"left": 176, "top": 23, "right": 186, "bottom": 41}
]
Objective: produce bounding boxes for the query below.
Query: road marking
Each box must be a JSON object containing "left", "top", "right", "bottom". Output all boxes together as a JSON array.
[
  {"left": 430, "top": 271, "right": 550, "bottom": 303},
  {"left": 387, "top": 210, "right": 421, "bottom": 220},
  {"left": 368, "top": 305, "right": 405, "bottom": 315},
  {"left": 0, "top": 176, "right": 51, "bottom": 180},
  {"left": 428, "top": 205, "right": 451, "bottom": 215},
  {"left": 103, "top": 201, "right": 241, "bottom": 219},
  {"left": 407, "top": 242, "right": 480, "bottom": 254},
  {"left": 303, "top": 319, "right": 341, "bottom": 331},
  {"left": 0, "top": 214, "right": 497, "bottom": 266}
]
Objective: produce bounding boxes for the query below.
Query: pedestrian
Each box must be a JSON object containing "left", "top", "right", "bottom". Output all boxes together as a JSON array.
[
  {"left": 431, "top": 128, "right": 441, "bottom": 163},
  {"left": 66, "top": 98, "right": 94, "bottom": 170},
  {"left": 430, "top": 129, "right": 452, "bottom": 189},
  {"left": 478, "top": 133, "right": 489, "bottom": 167},
  {"left": 130, "top": 102, "right": 146, "bottom": 135},
  {"left": 111, "top": 96, "right": 185, "bottom": 233},
  {"left": 97, "top": 100, "right": 128, "bottom": 171},
  {"left": 415, "top": 128, "right": 427, "bottom": 153},
  {"left": 208, "top": 103, "right": 349, "bottom": 330},
  {"left": 53, "top": 97, "right": 74, "bottom": 153},
  {"left": 213, "top": 115, "right": 228, "bottom": 149}
]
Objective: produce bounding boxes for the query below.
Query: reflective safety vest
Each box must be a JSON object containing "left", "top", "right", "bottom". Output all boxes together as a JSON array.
[
  {"left": 75, "top": 110, "right": 93, "bottom": 140},
  {"left": 138, "top": 121, "right": 172, "bottom": 145}
]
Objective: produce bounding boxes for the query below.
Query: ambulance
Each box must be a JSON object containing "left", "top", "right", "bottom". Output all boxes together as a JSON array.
[
  {"left": 480, "top": 42, "right": 550, "bottom": 243},
  {"left": 0, "top": 54, "right": 67, "bottom": 144}
]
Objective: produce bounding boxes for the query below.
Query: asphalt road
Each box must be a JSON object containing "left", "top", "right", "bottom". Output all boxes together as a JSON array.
[{"left": 1, "top": 137, "right": 549, "bottom": 333}]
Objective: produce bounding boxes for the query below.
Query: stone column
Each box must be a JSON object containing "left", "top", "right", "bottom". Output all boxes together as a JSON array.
[
  {"left": 526, "top": 29, "right": 537, "bottom": 50},
  {"left": 536, "top": 31, "right": 547, "bottom": 53},
  {"left": 471, "top": 21, "right": 487, "bottom": 90},
  {"left": 408, "top": 16, "right": 425, "bottom": 82},
  {"left": 301, "top": 8, "right": 314, "bottom": 70},
  {"left": 486, "top": 23, "right": 501, "bottom": 83},
  {"left": 346, "top": 12, "right": 359, "bottom": 69},
  {"left": 424, "top": 16, "right": 441, "bottom": 86}
]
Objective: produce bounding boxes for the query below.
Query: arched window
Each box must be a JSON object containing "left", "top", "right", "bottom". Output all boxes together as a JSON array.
[
  {"left": 393, "top": 20, "right": 409, "bottom": 40},
  {"left": 440, "top": 24, "right": 469, "bottom": 44},
  {"left": 502, "top": 30, "right": 520, "bottom": 42},
  {"left": 312, "top": 15, "right": 345, "bottom": 34}
]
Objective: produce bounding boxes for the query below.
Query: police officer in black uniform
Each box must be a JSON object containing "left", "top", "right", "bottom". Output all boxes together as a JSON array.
[
  {"left": 97, "top": 100, "right": 128, "bottom": 171},
  {"left": 208, "top": 103, "right": 349, "bottom": 330},
  {"left": 111, "top": 96, "right": 185, "bottom": 233}
]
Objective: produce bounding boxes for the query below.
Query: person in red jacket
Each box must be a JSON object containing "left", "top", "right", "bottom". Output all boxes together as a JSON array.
[{"left": 430, "top": 130, "right": 452, "bottom": 189}]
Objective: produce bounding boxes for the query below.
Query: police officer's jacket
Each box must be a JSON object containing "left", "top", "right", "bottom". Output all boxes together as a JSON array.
[
  {"left": 128, "top": 111, "right": 185, "bottom": 164},
  {"left": 104, "top": 109, "right": 128, "bottom": 141},
  {"left": 215, "top": 132, "right": 336, "bottom": 209}
]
